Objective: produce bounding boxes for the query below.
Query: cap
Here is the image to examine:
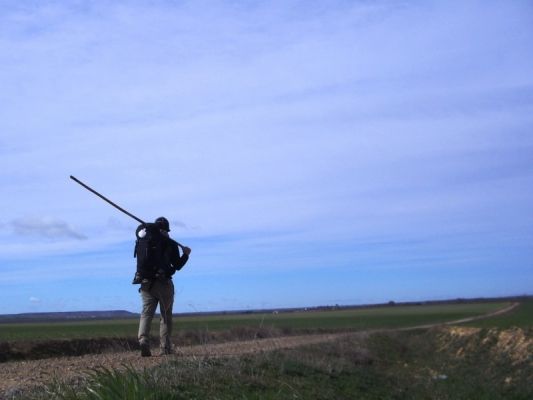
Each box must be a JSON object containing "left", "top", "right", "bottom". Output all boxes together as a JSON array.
[{"left": 155, "top": 216, "right": 170, "bottom": 232}]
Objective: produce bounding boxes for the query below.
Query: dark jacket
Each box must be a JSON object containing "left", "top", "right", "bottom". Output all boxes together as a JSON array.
[{"left": 162, "top": 237, "right": 189, "bottom": 277}]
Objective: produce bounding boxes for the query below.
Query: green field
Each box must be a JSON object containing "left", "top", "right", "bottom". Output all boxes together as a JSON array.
[
  {"left": 0, "top": 301, "right": 516, "bottom": 342},
  {"left": 465, "top": 299, "right": 533, "bottom": 329}
]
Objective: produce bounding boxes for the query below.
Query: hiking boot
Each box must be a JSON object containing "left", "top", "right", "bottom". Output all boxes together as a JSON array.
[
  {"left": 140, "top": 342, "right": 151, "bottom": 357},
  {"left": 159, "top": 347, "right": 173, "bottom": 356}
]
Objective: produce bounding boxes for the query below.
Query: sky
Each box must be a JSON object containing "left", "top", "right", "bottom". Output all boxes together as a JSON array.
[{"left": 0, "top": 0, "right": 532, "bottom": 314}]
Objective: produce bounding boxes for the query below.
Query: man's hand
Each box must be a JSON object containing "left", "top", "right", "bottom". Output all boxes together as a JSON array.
[{"left": 182, "top": 246, "right": 192, "bottom": 256}]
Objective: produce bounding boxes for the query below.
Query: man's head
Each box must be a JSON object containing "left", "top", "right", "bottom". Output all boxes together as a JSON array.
[{"left": 155, "top": 216, "right": 170, "bottom": 232}]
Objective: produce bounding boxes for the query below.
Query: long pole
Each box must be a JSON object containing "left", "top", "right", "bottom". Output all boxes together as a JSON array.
[
  {"left": 70, "top": 175, "right": 187, "bottom": 251},
  {"left": 70, "top": 175, "right": 146, "bottom": 224}
]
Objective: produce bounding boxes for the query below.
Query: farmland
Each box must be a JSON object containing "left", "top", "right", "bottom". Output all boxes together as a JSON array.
[
  {"left": 1, "top": 299, "right": 531, "bottom": 399},
  {"left": 0, "top": 301, "right": 513, "bottom": 342}
]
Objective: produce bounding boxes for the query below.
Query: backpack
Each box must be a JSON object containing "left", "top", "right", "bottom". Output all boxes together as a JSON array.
[{"left": 132, "top": 223, "right": 166, "bottom": 284}]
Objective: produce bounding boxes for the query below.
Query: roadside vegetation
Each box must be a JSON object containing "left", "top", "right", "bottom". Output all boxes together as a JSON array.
[{"left": 20, "top": 325, "right": 532, "bottom": 400}]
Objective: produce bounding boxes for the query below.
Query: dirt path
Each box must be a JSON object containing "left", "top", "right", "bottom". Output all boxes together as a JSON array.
[
  {"left": 0, "top": 332, "right": 359, "bottom": 397},
  {"left": 0, "top": 302, "right": 519, "bottom": 398},
  {"left": 396, "top": 301, "right": 519, "bottom": 330}
]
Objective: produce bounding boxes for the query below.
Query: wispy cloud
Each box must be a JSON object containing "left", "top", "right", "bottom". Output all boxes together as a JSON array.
[{"left": 10, "top": 217, "right": 87, "bottom": 240}]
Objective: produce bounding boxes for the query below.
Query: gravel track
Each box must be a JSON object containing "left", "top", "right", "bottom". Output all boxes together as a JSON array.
[{"left": 0, "top": 332, "right": 358, "bottom": 397}]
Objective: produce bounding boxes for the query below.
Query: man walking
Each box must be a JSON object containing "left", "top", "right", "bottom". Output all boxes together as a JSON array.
[{"left": 137, "top": 217, "right": 191, "bottom": 357}]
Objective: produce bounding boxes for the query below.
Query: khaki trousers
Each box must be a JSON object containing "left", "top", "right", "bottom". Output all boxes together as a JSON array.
[{"left": 138, "top": 279, "right": 174, "bottom": 351}]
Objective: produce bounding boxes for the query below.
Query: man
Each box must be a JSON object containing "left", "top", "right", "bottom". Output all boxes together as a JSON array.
[{"left": 137, "top": 216, "right": 191, "bottom": 357}]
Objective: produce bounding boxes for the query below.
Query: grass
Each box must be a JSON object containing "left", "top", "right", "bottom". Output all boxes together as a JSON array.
[
  {"left": 464, "top": 299, "right": 533, "bottom": 329},
  {"left": 21, "top": 326, "right": 532, "bottom": 400},
  {"left": 0, "top": 301, "right": 511, "bottom": 342},
  {"left": 43, "top": 366, "right": 176, "bottom": 400}
]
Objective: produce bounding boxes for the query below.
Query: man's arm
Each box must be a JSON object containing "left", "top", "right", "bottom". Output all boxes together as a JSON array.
[{"left": 170, "top": 240, "right": 191, "bottom": 272}]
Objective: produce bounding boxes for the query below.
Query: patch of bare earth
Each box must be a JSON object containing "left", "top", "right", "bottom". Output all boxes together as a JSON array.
[{"left": 439, "top": 326, "right": 532, "bottom": 366}]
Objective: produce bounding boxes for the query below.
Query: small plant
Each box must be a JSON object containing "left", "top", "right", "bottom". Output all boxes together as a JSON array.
[{"left": 41, "top": 365, "right": 175, "bottom": 400}]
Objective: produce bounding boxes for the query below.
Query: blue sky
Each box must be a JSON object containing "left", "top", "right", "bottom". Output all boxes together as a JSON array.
[{"left": 1, "top": 0, "right": 532, "bottom": 314}]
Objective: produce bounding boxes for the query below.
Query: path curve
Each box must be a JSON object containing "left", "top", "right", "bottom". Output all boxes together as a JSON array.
[{"left": 0, "top": 302, "right": 519, "bottom": 398}]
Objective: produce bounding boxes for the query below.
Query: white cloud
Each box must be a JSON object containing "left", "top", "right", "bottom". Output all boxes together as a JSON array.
[{"left": 10, "top": 217, "right": 87, "bottom": 240}]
